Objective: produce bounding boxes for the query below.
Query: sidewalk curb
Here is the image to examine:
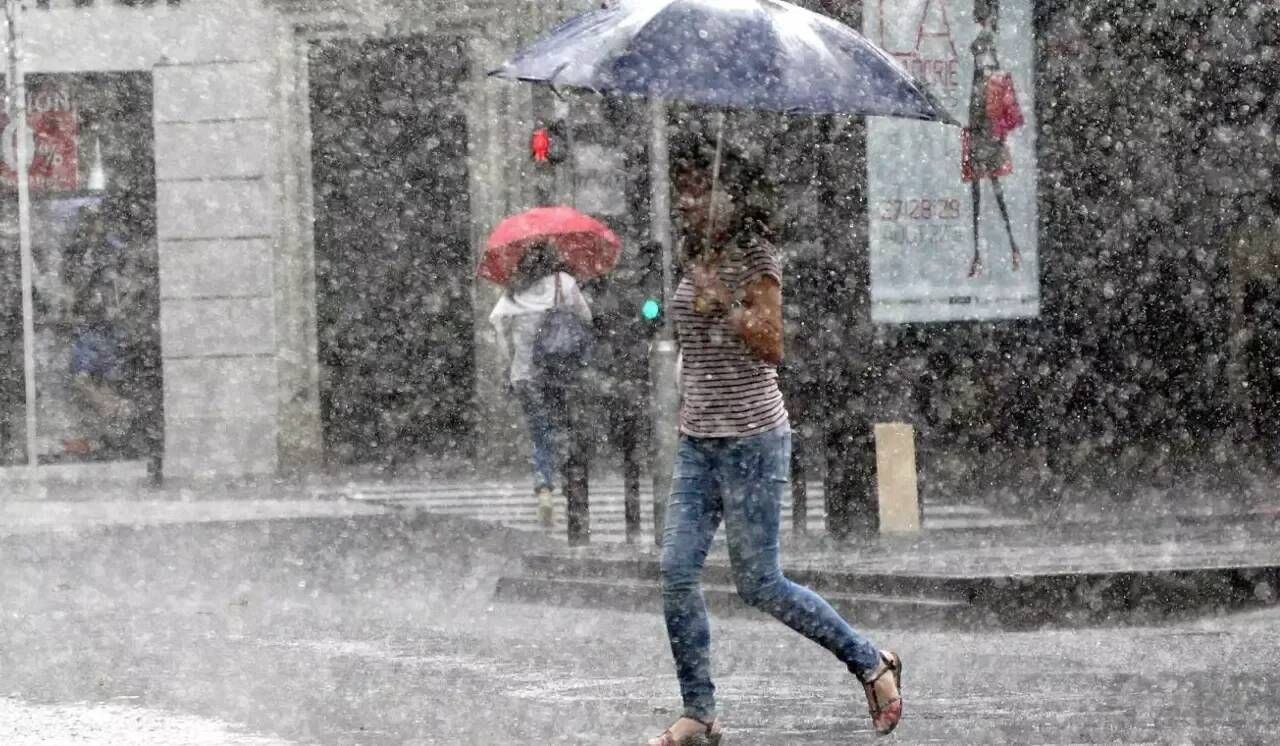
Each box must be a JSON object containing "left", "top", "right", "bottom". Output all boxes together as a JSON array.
[{"left": 498, "top": 548, "right": 1280, "bottom": 629}]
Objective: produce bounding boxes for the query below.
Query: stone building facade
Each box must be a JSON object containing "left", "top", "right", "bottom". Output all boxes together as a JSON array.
[{"left": 3, "top": 0, "right": 599, "bottom": 480}]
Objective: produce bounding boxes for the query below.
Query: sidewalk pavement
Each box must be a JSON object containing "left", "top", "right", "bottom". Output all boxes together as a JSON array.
[
  {"left": 7, "top": 467, "right": 1278, "bottom": 580},
  {"left": 296, "top": 469, "right": 1280, "bottom": 626},
  {"left": 0, "top": 478, "right": 391, "bottom": 538},
  {"left": 4, "top": 468, "right": 1278, "bottom": 627}
]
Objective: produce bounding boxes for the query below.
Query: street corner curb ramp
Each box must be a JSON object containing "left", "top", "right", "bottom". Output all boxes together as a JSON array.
[{"left": 493, "top": 527, "right": 1280, "bottom": 629}]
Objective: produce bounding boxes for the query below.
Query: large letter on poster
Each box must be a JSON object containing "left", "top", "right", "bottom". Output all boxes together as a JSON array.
[{"left": 865, "top": 0, "right": 1039, "bottom": 322}]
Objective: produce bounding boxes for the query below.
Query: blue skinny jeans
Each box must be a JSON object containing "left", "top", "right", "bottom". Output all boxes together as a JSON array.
[
  {"left": 515, "top": 379, "right": 567, "bottom": 492},
  {"left": 660, "top": 425, "right": 883, "bottom": 722}
]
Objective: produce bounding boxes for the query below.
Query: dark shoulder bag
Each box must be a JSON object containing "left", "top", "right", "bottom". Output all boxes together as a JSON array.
[{"left": 532, "top": 273, "right": 593, "bottom": 381}]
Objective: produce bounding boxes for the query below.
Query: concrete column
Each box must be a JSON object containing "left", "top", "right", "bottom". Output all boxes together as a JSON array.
[{"left": 153, "top": 35, "right": 280, "bottom": 479}]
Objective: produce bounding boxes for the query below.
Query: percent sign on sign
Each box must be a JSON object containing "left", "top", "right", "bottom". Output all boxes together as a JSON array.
[{"left": 0, "top": 110, "right": 80, "bottom": 192}]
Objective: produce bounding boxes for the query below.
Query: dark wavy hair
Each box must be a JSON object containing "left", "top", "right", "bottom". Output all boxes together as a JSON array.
[
  {"left": 507, "top": 241, "right": 562, "bottom": 296},
  {"left": 669, "top": 131, "right": 776, "bottom": 247}
]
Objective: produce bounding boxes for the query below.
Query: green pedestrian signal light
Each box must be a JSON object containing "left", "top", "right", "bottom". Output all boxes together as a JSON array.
[{"left": 635, "top": 241, "right": 664, "bottom": 337}]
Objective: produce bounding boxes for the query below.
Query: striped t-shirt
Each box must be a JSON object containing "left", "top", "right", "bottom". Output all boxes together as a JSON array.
[{"left": 672, "top": 240, "right": 789, "bottom": 438}]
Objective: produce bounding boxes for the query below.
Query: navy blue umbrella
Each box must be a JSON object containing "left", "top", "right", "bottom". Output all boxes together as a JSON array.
[{"left": 490, "top": 0, "right": 957, "bottom": 124}]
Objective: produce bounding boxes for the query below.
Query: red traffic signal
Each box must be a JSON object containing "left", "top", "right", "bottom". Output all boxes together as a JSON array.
[
  {"left": 530, "top": 120, "right": 567, "bottom": 164},
  {"left": 531, "top": 128, "right": 552, "bottom": 162}
]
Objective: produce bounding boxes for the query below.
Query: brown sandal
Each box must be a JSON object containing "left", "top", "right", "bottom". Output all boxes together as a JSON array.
[
  {"left": 646, "top": 716, "right": 724, "bottom": 746},
  {"left": 861, "top": 651, "right": 904, "bottom": 736}
]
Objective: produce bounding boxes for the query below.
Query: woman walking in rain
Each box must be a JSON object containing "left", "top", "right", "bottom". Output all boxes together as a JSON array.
[
  {"left": 646, "top": 136, "right": 903, "bottom": 745},
  {"left": 489, "top": 243, "right": 593, "bottom": 526},
  {"left": 965, "top": 0, "right": 1023, "bottom": 277}
]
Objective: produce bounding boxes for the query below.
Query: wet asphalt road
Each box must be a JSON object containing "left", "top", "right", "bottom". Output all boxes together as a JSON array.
[{"left": 2, "top": 510, "right": 1278, "bottom": 745}]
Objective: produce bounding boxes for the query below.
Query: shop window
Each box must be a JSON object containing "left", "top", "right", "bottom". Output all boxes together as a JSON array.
[{"left": 0, "top": 72, "right": 161, "bottom": 470}]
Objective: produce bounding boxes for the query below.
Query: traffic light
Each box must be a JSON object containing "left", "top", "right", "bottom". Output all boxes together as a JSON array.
[
  {"left": 530, "top": 119, "right": 568, "bottom": 164},
  {"left": 637, "top": 240, "right": 664, "bottom": 336}
]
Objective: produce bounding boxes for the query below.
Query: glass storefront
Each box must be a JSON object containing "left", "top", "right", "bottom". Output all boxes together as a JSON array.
[{"left": 0, "top": 72, "right": 161, "bottom": 469}]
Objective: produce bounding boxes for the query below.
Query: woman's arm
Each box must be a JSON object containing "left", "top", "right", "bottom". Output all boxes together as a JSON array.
[{"left": 728, "top": 275, "right": 783, "bottom": 365}]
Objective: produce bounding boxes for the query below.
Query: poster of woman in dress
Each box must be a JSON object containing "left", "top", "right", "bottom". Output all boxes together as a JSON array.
[
  {"left": 963, "top": 0, "right": 1025, "bottom": 277},
  {"left": 865, "top": 0, "right": 1039, "bottom": 323}
]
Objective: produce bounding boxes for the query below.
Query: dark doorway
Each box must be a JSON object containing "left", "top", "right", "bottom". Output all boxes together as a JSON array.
[{"left": 309, "top": 36, "right": 474, "bottom": 466}]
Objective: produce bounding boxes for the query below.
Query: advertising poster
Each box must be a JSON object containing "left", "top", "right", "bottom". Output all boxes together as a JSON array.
[
  {"left": 0, "top": 83, "right": 80, "bottom": 193},
  {"left": 865, "top": 0, "right": 1039, "bottom": 322}
]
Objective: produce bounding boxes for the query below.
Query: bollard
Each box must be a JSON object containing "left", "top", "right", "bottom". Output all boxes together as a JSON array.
[
  {"left": 873, "top": 423, "right": 920, "bottom": 533},
  {"left": 825, "top": 423, "right": 877, "bottom": 537},
  {"left": 621, "top": 408, "right": 642, "bottom": 544}
]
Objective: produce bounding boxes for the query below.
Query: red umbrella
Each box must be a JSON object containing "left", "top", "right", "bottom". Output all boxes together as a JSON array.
[{"left": 480, "top": 206, "right": 622, "bottom": 286}]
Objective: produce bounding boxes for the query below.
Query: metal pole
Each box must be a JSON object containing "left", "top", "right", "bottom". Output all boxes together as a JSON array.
[
  {"left": 563, "top": 396, "right": 591, "bottom": 545},
  {"left": 792, "top": 436, "right": 807, "bottom": 534},
  {"left": 649, "top": 98, "right": 672, "bottom": 324},
  {"left": 561, "top": 95, "right": 595, "bottom": 544},
  {"left": 622, "top": 419, "right": 641, "bottom": 543},
  {"left": 6, "top": 1, "right": 36, "bottom": 485},
  {"left": 565, "top": 101, "right": 577, "bottom": 209},
  {"left": 648, "top": 97, "right": 678, "bottom": 545}
]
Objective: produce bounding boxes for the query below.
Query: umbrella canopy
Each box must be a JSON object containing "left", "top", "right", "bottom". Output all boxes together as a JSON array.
[
  {"left": 481, "top": 206, "right": 623, "bottom": 286},
  {"left": 490, "top": 0, "right": 956, "bottom": 123}
]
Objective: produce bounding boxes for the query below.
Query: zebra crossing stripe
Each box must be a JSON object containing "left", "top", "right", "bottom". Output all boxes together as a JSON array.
[{"left": 320, "top": 477, "right": 1023, "bottom": 543}]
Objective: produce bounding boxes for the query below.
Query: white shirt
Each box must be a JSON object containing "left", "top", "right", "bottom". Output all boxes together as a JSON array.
[{"left": 489, "top": 272, "right": 593, "bottom": 383}]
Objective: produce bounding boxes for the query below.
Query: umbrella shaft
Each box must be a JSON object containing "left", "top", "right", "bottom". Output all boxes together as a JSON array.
[{"left": 706, "top": 111, "right": 726, "bottom": 249}]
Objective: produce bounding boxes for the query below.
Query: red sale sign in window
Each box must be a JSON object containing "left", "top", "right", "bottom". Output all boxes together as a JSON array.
[
  {"left": 0, "top": 111, "right": 81, "bottom": 192},
  {"left": 0, "top": 87, "right": 80, "bottom": 192}
]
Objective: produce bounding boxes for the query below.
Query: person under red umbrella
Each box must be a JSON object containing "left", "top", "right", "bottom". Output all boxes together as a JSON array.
[
  {"left": 488, "top": 242, "right": 594, "bottom": 527},
  {"left": 480, "top": 205, "right": 621, "bottom": 287},
  {"left": 484, "top": 206, "right": 616, "bottom": 525}
]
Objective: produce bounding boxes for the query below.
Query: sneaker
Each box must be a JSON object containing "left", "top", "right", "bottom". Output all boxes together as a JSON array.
[{"left": 536, "top": 488, "right": 554, "bottom": 527}]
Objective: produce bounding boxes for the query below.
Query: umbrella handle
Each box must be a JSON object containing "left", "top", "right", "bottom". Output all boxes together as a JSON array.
[{"left": 706, "top": 110, "right": 726, "bottom": 249}]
